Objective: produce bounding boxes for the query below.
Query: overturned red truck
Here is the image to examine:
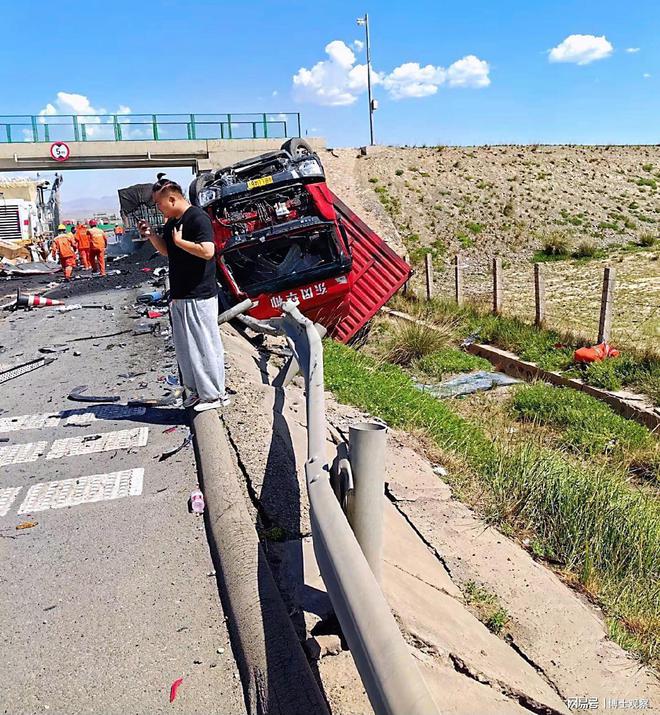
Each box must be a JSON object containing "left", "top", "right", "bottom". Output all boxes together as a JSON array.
[{"left": 189, "top": 139, "right": 410, "bottom": 343}]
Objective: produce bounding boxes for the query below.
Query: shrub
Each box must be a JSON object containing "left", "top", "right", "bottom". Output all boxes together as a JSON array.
[
  {"left": 639, "top": 233, "right": 657, "bottom": 247},
  {"left": 368, "top": 177, "right": 379, "bottom": 184},
  {"left": 542, "top": 232, "right": 571, "bottom": 256},
  {"left": 395, "top": 169, "right": 404, "bottom": 176},
  {"left": 637, "top": 177, "right": 657, "bottom": 189},
  {"left": 466, "top": 222, "right": 484, "bottom": 235},
  {"left": 384, "top": 321, "right": 455, "bottom": 366},
  {"left": 573, "top": 241, "right": 600, "bottom": 258}
]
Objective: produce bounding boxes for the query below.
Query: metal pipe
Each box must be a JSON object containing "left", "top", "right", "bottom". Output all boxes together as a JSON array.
[
  {"left": 218, "top": 298, "right": 254, "bottom": 325},
  {"left": 347, "top": 422, "right": 386, "bottom": 583}
]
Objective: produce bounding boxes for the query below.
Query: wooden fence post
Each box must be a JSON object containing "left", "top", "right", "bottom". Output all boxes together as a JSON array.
[
  {"left": 402, "top": 253, "right": 410, "bottom": 295},
  {"left": 454, "top": 254, "right": 463, "bottom": 306},
  {"left": 597, "top": 266, "right": 616, "bottom": 343},
  {"left": 534, "top": 263, "right": 545, "bottom": 327},
  {"left": 492, "top": 257, "right": 502, "bottom": 315},
  {"left": 425, "top": 253, "right": 434, "bottom": 301}
]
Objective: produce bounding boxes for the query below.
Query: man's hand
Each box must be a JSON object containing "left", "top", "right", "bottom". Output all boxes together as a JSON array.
[
  {"left": 172, "top": 225, "right": 184, "bottom": 247},
  {"left": 137, "top": 219, "right": 153, "bottom": 238}
]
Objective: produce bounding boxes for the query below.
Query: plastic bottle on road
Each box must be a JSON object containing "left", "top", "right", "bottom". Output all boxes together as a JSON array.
[{"left": 191, "top": 489, "right": 205, "bottom": 515}]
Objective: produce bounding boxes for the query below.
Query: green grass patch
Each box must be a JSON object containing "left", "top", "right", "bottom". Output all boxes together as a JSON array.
[
  {"left": 323, "top": 339, "right": 660, "bottom": 666},
  {"left": 417, "top": 348, "right": 491, "bottom": 378},
  {"left": 464, "top": 581, "right": 511, "bottom": 635},
  {"left": 511, "top": 383, "right": 653, "bottom": 456},
  {"left": 637, "top": 177, "right": 657, "bottom": 189}
]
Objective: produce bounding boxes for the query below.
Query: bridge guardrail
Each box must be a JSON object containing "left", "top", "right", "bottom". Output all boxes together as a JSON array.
[
  {"left": 0, "top": 113, "right": 302, "bottom": 143},
  {"left": 226, "top": 300, "right": 440, "bottom": 715}
]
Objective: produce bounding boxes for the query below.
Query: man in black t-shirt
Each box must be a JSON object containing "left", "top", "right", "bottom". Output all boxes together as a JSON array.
[{"left": 137, "top": 176, "right": 227, "bottom": 412}]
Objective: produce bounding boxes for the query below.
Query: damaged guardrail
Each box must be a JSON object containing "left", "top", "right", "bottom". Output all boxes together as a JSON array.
[{"left": 229, "top": 300, "right": 440, "bottom": 715}]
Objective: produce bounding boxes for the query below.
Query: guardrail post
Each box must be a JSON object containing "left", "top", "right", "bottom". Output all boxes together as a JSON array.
[
  {"left": 189, "top": 113, "right": 196, "bottom": 140},
  {"left": 113, "top": 115, "right": 120, "bottom": 141},
  {"left": 31, "top": 115, "right": 38, "bottom": 142},
  {"left": 72, "top": 115, "right": 80, "bottom": 142},
  {"left": 492, "top": 257, "right": 503, "bottom": 315},
  {"left": 263, "top": 112, "right": 268, "bottom": 138},
  {"left": 597, "top": 266, "right": 616, "bottom": 343},
  {"left": 296, "top": 113, "right": 302, "bottom": 138},
  {"left": 152, "top": 114, "right": 159, "bottom": 141},
  {"left": 454, "top": 254, "right": 463, "bottom": 306},
  {"left": 534, "top": 262, "right": 545, "bottom": 327},
  {"left": 347, "top": 422, "right": 386, "bottom": 584},
  {"left": 227, "top": 113, "right": 233, "bottom": 139},
  {"left": 81, "top": 124, "right": 87, "bottom": 141},
  {"left": 44, "top": 124, "right": 50, "bottom": 142},
  {"left": 424, "top": 253, "right": 434, "bottom": 301},
  {"left": 5, "top": 124, "right": 11, "bottom": 143}
]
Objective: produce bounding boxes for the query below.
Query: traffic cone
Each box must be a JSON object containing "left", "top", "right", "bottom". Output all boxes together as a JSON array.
[{"left": 15, "top": 290, "right": 66, "bottom": 309}]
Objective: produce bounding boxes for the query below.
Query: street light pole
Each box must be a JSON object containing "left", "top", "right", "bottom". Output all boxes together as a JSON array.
[{"left": 357, "top": 13, "right": 375, "bottom": 146}]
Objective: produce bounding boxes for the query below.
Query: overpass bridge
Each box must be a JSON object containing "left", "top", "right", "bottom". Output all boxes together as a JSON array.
[{"left": 0, "top": 112, "right": 325, "bottom": 173}]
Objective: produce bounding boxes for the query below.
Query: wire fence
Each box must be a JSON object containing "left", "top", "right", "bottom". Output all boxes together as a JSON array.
[{"left": 412, "top": 253, "right": 660, "bottom": 352}]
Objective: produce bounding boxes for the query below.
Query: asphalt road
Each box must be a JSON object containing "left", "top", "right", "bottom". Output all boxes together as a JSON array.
[{"left": 0, "top": 281, "right": 247, "bottom": 715}]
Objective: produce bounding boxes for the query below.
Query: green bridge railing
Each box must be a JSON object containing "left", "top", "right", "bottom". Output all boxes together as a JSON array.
[{"left": 0, "top": 113, "right": 302, "bottom": 144}]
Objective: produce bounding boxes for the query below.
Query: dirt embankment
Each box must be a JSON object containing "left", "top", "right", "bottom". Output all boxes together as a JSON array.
[{"left": 325, "top": 145, "right": 660, "bottom": 270}]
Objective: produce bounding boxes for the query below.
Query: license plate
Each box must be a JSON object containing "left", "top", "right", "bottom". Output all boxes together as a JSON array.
[{"left": 247, "top": 176, "right": 274, "bottom": 190}]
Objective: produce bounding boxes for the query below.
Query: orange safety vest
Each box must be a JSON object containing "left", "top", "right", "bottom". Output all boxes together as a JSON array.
[
  {"left": 76, "top": 226, "right": 90, "bottom": 249},
  {"left": 88, "top": 227, "right": 107, "bottom": 251},
  {"left": 53, "top": 234, "right": 77, "bottom": 259}
]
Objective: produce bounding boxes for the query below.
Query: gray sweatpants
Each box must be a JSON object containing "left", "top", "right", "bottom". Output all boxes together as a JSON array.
[{"left": 170, "top": 295, "right": 225, "bottom": 401}]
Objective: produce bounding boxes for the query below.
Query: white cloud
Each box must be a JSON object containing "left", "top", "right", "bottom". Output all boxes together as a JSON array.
[
  {"left": 34, "top": 92, "right": 134, "bottom": 140},
  {"left": 293, "top": 40, "right": 370, "bottom": 105},
  {"left": 643, "top": 73, "right": 652, "bottom": 79},
  {"left": 352, "top": 39, "right": 364, "bottom": 52},
  {"left": 382, "top": 63, "right": 445, "bottom": 99},
  {"left": 625, "top": 47, "right": 640, "bottom": 53},
  {"left": 549, "top": 34, "right": 613, "bottom": 65},
  {"left": 272, "top": 90, "right": 279, "bottom": 97},
  {"left": 446, "top": 55, "right": 491, "bottom": 87},
  {"left": 292, "top": 41, "right": 489, "bottom": 105}
]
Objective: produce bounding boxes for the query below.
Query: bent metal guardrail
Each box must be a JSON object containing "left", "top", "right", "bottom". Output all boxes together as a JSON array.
[
  {"left": 222, "top": 299, "right": 440, "bottom": 715},
  {"left": 0, "top": 113, "right": 302, "bottom": 143}
]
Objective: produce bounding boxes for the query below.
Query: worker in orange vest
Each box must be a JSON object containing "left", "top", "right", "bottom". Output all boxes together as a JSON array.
[
  {"left": 75, "top": 221, "right": 91, "bottom": 269},
  {"left": 88, "top": 220, "right": 108, "bottom": 276},
  {"left": 51, "top": 224, "right": 78, "bottom": 281}
]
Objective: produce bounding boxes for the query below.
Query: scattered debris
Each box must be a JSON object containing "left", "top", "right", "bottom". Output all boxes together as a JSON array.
[
  {"left": 66, "top": 329, "right": 132, "bottom": 343},
  {"left": 416, "top": 371, "right": 520, "bottom": 399},
  {"left": 190, "top": 489, "right": 205, "bottom": 515},
  {"left": 169, "top": 677, "right": 184, "bottom": 703},
  {"left": 133, "top": 321, "right": 155, "bottom": 335},
  {"left": 158, "top": 431, "right": 193, "bottom": 462},
  {"left": 68, "top": 386, "right": 121, "bottom": 404},
  {"left": 16, "top": 521, "right": 38, "bottom": 530},
  {"left": 137, "top": 290, "right": 165, "bottom": 305},
  {"left": 128, "top": 395, "right": 178, "bottom": 407},
  {"left": 162, "top": 426, "right": 178, "bottom": 434},
  {"left": 14, "top": 290, "right": 65, "bottom": 310},
  {"left": 39, "top": 345, "right": 69, "bottom": 354},
  {"left": 574, "top": 341, "right": 620, "bottom": 364},
  {"left": 0, "top": 356, "right": 55, "bottom": 385},
  {"left": 147, "top": 310, "right": 165, "bottom": 319},
  {"left": 119, "top": 372, "right": 146, "bottom": 379},
  {"left": 166, "top": 375, "right": 179, "bottom": 386},
  {"left": 82, "top": 434, "right": 102, "bottom": 443}
]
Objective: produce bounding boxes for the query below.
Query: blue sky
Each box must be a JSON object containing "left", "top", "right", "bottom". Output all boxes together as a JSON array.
[{"left": 0, "top": 0, "right": 657, "bottom": 201}]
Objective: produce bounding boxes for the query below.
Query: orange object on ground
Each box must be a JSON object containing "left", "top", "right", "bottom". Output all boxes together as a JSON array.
[
  {"left": 574, "top": 342, "right": 620, "bottom": 364},
  {"left": 114, "top": 224, "right": 124, "bottom": 235},
  {"left": 88, "top": 227, "right": 107, "bottom": 276}
]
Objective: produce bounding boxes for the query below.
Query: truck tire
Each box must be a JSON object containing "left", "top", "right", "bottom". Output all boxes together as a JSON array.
[
  {"left": 281, "top": 138, "right": 314, "bottom": 158},
  {"left": 189, "top": 173, "right": 214, "bottom": 206}
]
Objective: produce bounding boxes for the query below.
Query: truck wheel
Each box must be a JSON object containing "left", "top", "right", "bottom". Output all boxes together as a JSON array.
[
  {"left": 281, "top": 138, "right": 314, "bottom": 158},
  {"left": 189, "top": 173, "right": 213, "bottom": 206}
]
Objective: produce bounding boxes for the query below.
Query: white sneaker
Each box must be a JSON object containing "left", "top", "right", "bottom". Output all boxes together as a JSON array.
[
  {"left": 193, "top": 395, "right": 231, "bottom": 412},
  {"left": 183, "top": 392, "right": 200, "bottom": 408}
]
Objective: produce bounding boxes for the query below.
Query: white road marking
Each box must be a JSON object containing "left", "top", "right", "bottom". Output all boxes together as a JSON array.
[
  {"left": 63, "top": 405, "right": 147, "bottom": 426},
  {"left": 17, "top": 469, "right": 144, "bottom": 514},
  {"left": 46, "top": 427, "right": 149, "bottom": 460},
  {"left": 0, "top": 413, "right": 60, "bottom": 432},
  {"left": 0, "top": 441, "right": 48, "bottom": 467},
  {"left": 0, "top": 405, "right": 149, "bottom": 432},
  {"left": 0, "top": 487, "right": 22, "bottom": 516}
]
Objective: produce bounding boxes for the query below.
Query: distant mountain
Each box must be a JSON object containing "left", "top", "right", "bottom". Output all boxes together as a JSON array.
[{"left": 60, "top": 195, "right": 119, "bottom": 220}]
